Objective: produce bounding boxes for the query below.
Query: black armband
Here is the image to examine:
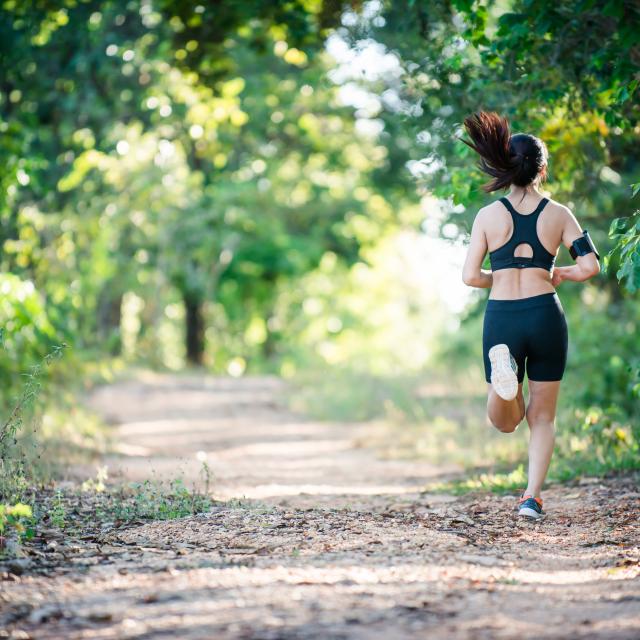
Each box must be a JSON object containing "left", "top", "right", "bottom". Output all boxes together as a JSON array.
[{"left": 569, "top": 230, "right": 600, "bottom": 260}]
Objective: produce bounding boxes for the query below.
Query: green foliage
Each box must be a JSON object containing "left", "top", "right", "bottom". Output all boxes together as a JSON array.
[
  {"left": 487, "top": 1, "right": 639, "bottom": 128},
  {"left": 0, "top": 502, "right": 34, "bottom": 538},
  {"left": 560, "top": 291, "right": 639, "bottom": 411},
  {"left": 0, "top": 0, "right": 638, "bottom": 498},
  {"left": 344, "top": 1, "right": 640, "bottom": 292},
  {"left": 605, "top": 183, "right": 640, "bottom": 292},
  {"left": 553, "top": 405, "right": 639, "bottom": 480},
  {"left": 0, "top": 342, "right": 67, "bottom": 503},
  {"left": 1, "top": 0, "right": 415, "bottom": 371},
  {"left": 426, "top": 464, "right": 528, "bottom": 496},
  {"left": 0, "top": 274, "right": 59, "bottom": 406}
]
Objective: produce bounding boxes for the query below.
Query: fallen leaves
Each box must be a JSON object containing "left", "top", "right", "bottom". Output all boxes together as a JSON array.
[{"left": 1, "top": 474, "right": 639, "bottom": 639}]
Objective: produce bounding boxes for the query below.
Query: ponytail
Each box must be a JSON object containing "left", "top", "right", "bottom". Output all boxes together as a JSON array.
[{"left": 461, "top": 111, "right": 547, "bottom": 193}]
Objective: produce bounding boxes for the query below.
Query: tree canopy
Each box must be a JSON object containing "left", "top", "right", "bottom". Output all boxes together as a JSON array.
[{"left": 1, "top": 1, "right": 638, "bottom": 442}]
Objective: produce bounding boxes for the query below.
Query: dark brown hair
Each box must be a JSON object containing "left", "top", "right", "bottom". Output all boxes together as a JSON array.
[{"left": 460, "top": 111, "right": 548, "bottom": 193}]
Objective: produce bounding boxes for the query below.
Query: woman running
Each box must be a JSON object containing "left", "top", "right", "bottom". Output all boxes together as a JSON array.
[{"left": 460, "top": 111, "right": 600, "bottom": 519}]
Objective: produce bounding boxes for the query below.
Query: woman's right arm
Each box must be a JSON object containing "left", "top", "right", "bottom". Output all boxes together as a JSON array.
[
  {"left": 462, "top": 210, "right": 493, "bottom": 289},
  {"left": 551, "top": 208, "right": 600, "bottom": 286}
]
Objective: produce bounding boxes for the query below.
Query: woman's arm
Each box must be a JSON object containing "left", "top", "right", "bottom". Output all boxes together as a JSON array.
[
  {"left": 462, "top": 211, "right": 493, "bottom": 289},
  {"left": 551, "top": 208, "right": 600, "bottom": 287}
]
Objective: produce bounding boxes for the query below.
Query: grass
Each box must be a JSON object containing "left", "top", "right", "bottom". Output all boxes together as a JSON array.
[
  {"left": 288, "top": 366, "right": 528, "bottom": 467},
  {"left": 424, "top": 464, "right": 529, "bottom": 496},
  {"left": 1, "top": 470, "right": 215, "bottom": 557},
  {"left": 78, "top": 466, "right": 213, "bottom": 525},
  {"left": 288, "top": 365, "right": 640, "bottom": 495}
]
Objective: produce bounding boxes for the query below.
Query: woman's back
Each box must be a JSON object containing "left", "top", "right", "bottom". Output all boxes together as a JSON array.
[{"left": 481, "top": 192, "right": 568, "bottom": 300}]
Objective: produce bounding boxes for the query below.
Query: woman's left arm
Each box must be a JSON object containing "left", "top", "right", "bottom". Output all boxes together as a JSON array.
[
  {"left": 551, "top": 208, "right": 600, "bottom": 286},
  {"left": 462, "top": 212, "right": 493, "bottom": 289}
]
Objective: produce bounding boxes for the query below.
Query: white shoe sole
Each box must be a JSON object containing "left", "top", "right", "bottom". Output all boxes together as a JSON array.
[
  {"left": 518, "top": 507, "right": 545, "bottom": 520},
  {"left": 489, "top": 344, "right": 518, "bottom": 401}
]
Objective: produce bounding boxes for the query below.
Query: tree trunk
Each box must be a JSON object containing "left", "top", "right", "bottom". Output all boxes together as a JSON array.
[
  {"left": 262, "top": 330, "right": 276, "bottom": 360},
  {"left": 184, "top": 292, "right": 205, "bottom": 366},
  {"left": 97, "top": 290, "right": 123, "bottom": 355}
]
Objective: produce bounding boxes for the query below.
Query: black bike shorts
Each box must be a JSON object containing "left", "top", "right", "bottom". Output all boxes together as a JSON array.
[{"left": 482, "top": 292, "right": 568, "bottom": 384}]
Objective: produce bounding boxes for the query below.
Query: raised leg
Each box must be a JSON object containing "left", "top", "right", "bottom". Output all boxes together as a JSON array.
[
  {"left": 486, "top": 382, "right": 525, "bottom": 433},
  {"left": 523, "top": 380, "right": 561, "bottom": 498}
]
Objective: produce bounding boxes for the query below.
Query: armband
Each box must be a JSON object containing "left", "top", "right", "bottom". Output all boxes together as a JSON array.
[{"left": 569, "top": 230, "right": 600, "bottom": 261}]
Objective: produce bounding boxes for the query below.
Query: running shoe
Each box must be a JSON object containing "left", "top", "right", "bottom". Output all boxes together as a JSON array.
[
  {"left": 488, "top": 343, "right": 518, "bottom": 401},
  {"left": 518, "top": 494, "right": 544, "bottom": 520}
]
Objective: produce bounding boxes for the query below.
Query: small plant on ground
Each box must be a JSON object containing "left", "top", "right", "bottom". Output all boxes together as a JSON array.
[
  {"left": 49, "top": 490, "right": 67, "bottom": 529},
  {"left": 79, "top": 466, "right": 213, "bottom": 524},
  {"left": 0, "top": 503, "right": 35, "bottom": 553},
  {"left": 81, "top": 466, "right": 108, "bottom": 493}
]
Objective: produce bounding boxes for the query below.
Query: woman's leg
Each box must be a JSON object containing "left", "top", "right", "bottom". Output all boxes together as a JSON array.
[
  {"left": 486, "top": 382, "right": 525, "bottom": 433},
  {"left": 482, "top": 304, "right": 526, "bottom": 432},
  {"left": 523, "top": 380, "right": 561, "bottom": 498}
]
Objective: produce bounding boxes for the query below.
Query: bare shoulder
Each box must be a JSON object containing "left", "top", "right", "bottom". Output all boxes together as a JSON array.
[
  {"left": 545, "top": 197, "right": 583, "bottom": 245},
  {"left": 481, "top": 199, "right": 507, "bottom": 214},
  {"left": 475, "top": 199, "right": 505, "bottom": 224},
  {"left": 544, "top": 197, "right": 575, "bottom": 221}
]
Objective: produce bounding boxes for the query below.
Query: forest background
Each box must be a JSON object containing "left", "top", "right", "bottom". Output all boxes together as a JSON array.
[{"left": 1, "top": 0, "right": 639, "bottom": 510}]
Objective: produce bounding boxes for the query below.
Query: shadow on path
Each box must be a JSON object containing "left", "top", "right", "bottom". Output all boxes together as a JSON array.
[{"left": 2, "top": 372, "right": 639, "bottom": 640}]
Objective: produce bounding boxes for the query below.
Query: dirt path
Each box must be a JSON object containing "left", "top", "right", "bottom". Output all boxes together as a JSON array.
[
  {"left": 2, "top": 373, "right": 639, "bottom": 639},
  {"left": 87, "top": 372, "right": 461, "bottom": 509}
]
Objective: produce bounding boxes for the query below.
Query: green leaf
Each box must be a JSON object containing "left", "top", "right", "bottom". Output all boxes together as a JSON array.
[{"left": 609, "top": 217, "right": 630, "bottom": 237}]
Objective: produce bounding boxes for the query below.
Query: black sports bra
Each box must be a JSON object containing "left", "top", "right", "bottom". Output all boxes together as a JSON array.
[{"left": 489, "top": 197, "right": 556, "bottom": 272}]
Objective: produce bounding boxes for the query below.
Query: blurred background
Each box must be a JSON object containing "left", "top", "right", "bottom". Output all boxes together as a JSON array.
[{"left": 1, "top": 0, "right": 639, "bottom": 498}]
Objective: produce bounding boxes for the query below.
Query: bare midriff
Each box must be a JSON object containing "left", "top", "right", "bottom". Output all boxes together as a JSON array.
[{"left": 489, "top": 267, "right": 556, "bottom": 300}]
